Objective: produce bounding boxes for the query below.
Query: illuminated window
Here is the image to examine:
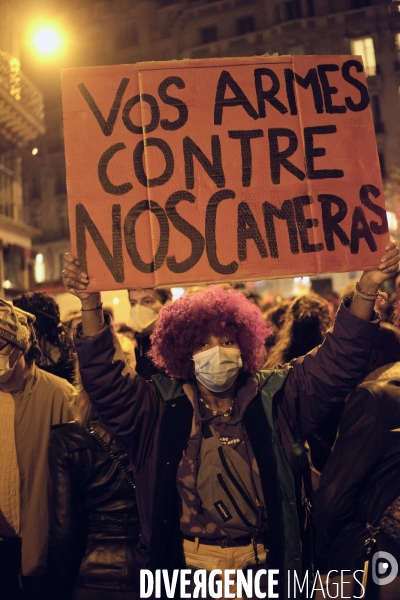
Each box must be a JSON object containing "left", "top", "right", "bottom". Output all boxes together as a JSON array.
[
  {"left": 34, "top": 253, "right": 46, "bottom": 283},
  {"left": 172, "top": 287, "right": 185, "bottom": 300},
  {"left": 387, "top": 211, "right": 398, "bottom": 233},
  {"left": 392, "top": 0, "right": 400, "bottom": 14},
  {"left": 350, "top": 37, "right": 376, "bottom": 76},
  {"left": 396, "top": 32, "right": 400, "bottom": 56}
]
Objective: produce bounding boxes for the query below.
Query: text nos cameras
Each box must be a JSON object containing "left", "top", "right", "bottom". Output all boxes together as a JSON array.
[{"left": 77, "top": 183, "right": 387, "bottom": 282}]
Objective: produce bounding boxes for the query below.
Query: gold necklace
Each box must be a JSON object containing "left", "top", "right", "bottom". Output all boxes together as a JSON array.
[{"left": 199, "top": 396, "right": 235, "bottom": 419}]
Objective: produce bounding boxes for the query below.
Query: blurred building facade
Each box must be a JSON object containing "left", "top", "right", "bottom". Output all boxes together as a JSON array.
[
  {"left": 18, "top": 0, "right": 400, "bottom": 300},
  {"left": 0, "top": 2, "right": 44, "bottom": 297}
]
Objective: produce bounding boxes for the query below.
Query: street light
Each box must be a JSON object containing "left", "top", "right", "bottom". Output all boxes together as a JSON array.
[
  {"left": 33, "top": 26, "right": 61, "bottom": 55},
  {"left": 30, "top": 24, "right": 64, "bottom": 57}
]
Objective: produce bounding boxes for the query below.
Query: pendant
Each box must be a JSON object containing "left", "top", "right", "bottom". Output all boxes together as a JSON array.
[{"left": 220, "top": 413, "right": 232, "bottom": 422}]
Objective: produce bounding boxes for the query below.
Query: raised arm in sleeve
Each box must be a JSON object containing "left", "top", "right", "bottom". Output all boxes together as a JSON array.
[{"left": 74, "top": 316, "right": 163, "bottom": 467}]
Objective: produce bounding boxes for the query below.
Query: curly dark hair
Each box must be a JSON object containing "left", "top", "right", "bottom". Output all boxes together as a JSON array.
[
  {"left": 13, "top": 292, "right": 76, "bottom": 382},
  {"left": 264, "top": 293, "right": 332, "bottom": 367},
  {"left": 148, "top": 285, "right": 271, "bottom": 379}
]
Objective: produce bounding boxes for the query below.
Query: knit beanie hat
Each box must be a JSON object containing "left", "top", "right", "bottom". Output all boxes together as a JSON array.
[{"left": 0, "top": 299, "right": 35, "bottom": 350}]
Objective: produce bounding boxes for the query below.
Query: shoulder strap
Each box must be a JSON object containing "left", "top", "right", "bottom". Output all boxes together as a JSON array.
[{"left": 88, "top": 426, "right": 136, "bottom": 491}]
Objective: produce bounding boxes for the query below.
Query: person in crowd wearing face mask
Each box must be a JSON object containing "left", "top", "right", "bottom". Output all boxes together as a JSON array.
[
  {"left": 62, "top": 242, "right": 399, "bottom": 599},
  {"left": 127, "top": 287, "right": 172, "bottom": 379},
  {"left": 13, "top": 292, "right": 76, "bottom": 384},
  {"left": 0, "top": 300, "right": 73, "bottom": 600}
]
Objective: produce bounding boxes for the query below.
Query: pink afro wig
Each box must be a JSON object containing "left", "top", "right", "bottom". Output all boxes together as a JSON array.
[{"left": 148, "top": 285, "right": 271, "bottom": 379}]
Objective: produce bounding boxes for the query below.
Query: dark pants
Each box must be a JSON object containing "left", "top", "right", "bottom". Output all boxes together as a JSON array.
[
  {"left": 21, "top": 576, "right": 49, "bottom": 600},
  {"left": 0, "top": 537, "right": 48, "bottom": 600},
  {"left": 0, "top": 537, "right": 22, "bottom": 600}
]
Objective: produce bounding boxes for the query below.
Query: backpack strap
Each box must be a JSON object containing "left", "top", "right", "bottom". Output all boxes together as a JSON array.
[{"left": 244, "top": 383, "right": 284, "bottom": 569}]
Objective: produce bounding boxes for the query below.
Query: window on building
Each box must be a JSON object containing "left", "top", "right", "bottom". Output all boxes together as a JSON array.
[
  {"left": 0, "top": 162, "right": 13, "bottom": 217},
  {"left": 350, "top": 37, "right": 376, "bottom": 76},
  {"left": 30, "top": 204, "right": 42, "bottom": 229},
  {"left": 54, "top": 175, "right": 67, "bottom": 196},
  {"left": 307, "top": 0, "right": 315, "bottom": 17},
  {"left": 114, "top": 26, "right": 139, "bottom": 50},
  {"left": 370, "top": 95, "right": 384, "bottom": 133},
  {"left": 59, "top": 200, "right": 69, "bottom": 238},
  {"left": 29, "top": 177, "right": 41, "bottom": 201},
  {"left": 288, "top": 44, "right": 305, "bottom": 55},
  {"left": 351, "top": 0, "right": 371, "bottom": 8},
  {"left": 378, "top": 154, "right": 386, "bottom": 179},
  {"left": 34, "top": 253, "right": 46, "bottom": 283},
  {"left": 200, "top": 26, "right": 217, "bottom": 44},
  {"left": 395, "top": 32, "right": 400, "bottom": 56},
  {"left": 236, "top": 16, "right": 255, "bottom": 36},
  {"left": 4, "top": 245, "right": 24, "bottom": 290},
  {"left": 285, "top": 1, "right": 303, "bottom": 20}
]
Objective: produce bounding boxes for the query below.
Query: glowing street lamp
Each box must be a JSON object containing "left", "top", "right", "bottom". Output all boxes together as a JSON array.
[{"left": 31, "top": 26, "right": 63, "bottom": 56}]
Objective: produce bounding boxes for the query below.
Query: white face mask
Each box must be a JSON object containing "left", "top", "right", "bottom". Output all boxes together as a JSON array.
[
  {"left": 0, "top": 350, "right": 18, "bottom": 383},
  {"left": 127, "top": 304, "right": 158, "bottom": 335},
  {"left": 193, "top": 346, "right": 243, "bottom": 393}
]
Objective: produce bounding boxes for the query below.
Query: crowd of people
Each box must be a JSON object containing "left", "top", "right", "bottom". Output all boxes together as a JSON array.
[{"left": 0, "top": 240, "right": 399, "bottom": 600}]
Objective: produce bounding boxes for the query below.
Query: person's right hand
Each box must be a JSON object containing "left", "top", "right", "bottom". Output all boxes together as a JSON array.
[{"left": 62, "top": 253, "right": 95, "bottom": 303}]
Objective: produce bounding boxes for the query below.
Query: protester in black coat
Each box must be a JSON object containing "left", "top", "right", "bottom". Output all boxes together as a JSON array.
[
  {"left": 47, "top": 336, "right": 140, "bottom": 600},
  {"left": 313, "top": 354, "right": 400, "bottom": 599}
]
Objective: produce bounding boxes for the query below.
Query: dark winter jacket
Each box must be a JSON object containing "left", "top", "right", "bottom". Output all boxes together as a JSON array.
[
  {"left": 47, "top": 419, "right": 140, "bottom": 600},
  {"left": 314, "top": 364, "right": 400, "bottom": 571},
  {"left": 74, "top": 301, "right": 379, "bottom": 585}
]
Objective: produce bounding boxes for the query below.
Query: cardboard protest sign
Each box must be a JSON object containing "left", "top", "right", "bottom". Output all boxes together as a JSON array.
[{"left": 62, "top": 55, "right": 388, "bottom": 291}]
